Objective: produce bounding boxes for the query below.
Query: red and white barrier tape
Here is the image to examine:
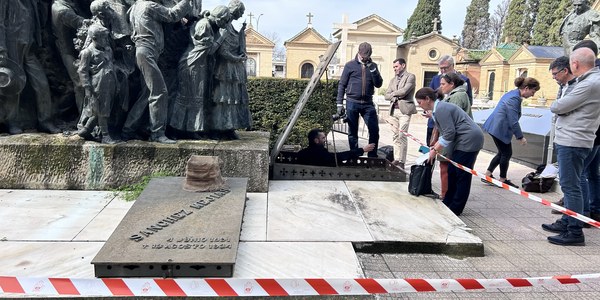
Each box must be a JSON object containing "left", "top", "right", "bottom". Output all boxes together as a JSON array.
[
  {"left": 398, "top": 129, "right": 600, "bottom": 229},
  {"left": 2, "top": 274, "right": 600, "bottom": 296}
]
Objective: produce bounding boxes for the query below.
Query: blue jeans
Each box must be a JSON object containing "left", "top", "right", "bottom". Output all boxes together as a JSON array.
[
  {"left": 346, "top": 101, "right": 379, "bottom": 157},
  {"left": 583, "top": 145, "right": 600, "bottom": 215},
  {"left": 557, "top": 144, "right": 591, "bottom": 236}
]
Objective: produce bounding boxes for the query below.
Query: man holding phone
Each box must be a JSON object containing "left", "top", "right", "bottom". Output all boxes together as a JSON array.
[{"left": 336, "top": 42, "right": 383, "bottom": 157}]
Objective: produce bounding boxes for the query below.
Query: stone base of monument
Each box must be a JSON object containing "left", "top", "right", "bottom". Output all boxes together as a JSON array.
[
  {"left": 92, "top": 177, "right": 247, "bottom": 277},
  {"left": 0, "top": 131, "right": 268, "bottom": 192}
]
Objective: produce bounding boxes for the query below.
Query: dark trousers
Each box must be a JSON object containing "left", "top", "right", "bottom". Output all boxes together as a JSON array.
[
  {"left": 443, "top": 150, "right": 479, "bottom": 216},
  {"left": 346, "top": 101, "right": 379, "bottom": 157},
  {"left": 486, "top": 135, "right": 512, "bottom": 178},
  {"left": 124, "top": 46, "right": 168, "bottom": 137}
]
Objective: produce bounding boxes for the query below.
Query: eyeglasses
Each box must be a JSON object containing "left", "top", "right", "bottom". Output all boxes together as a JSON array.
[{"left": 551, "top": 68, "right": 565, "bottom": 76}]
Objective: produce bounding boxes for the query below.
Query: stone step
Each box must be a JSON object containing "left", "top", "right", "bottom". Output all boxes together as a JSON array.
[{"left": 0, "top": 131, "right": 269, "bottom": 192}]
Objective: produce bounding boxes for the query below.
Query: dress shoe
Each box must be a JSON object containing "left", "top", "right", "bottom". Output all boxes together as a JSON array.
[
  {"left": 542, "top": 220, "right": 567, "bottom": 233},
  {"left": 101, "top": 136, "right": 121, "bottom": 144},
  {"left": 551, "top": 197, "right": 564, "bottom": 214},
  {"left": 38, "top": 122, "right": 61, "bottom": 134},
  {"left": 221, "top": 130, "right": 239, "bottom": 140},
  {"left": 500, "top": 179, "right": 519, "bottom": 189},
  {"left": 481, "top": 174, "right": 495, "bottom": 186},
  {"left": 151, "top": 135, "right": 176, "bottom": 144},
  {"left": 547, "top": 232, "right": 585, "bottom": 246}
]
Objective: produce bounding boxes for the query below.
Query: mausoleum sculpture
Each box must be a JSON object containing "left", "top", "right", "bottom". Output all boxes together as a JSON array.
[{"left": 0, "top": 0, "right": 253, "bottom": 143}]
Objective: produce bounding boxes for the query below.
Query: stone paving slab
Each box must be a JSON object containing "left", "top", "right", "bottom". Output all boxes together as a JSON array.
[
  {"left": 0, "top": 190, "right": 117, "bottom": 241},
  {"left": 234, "top": 242, "right": 363, "bottom": 278},
  {"left": 0, "top": 242, "right": 102, "bottom": 278}
]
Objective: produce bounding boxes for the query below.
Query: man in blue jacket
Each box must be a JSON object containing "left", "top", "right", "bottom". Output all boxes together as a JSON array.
[{"left": 336, "top": 42, "right": 383, "bottom": 157}]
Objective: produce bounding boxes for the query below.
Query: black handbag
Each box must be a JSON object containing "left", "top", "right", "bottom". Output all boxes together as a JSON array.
[
  {"left": 408, "top": 162, "right": 434, "bottom": 196},
  {"left": 521, "top": 172, "right": 555, "bottom": 193}
]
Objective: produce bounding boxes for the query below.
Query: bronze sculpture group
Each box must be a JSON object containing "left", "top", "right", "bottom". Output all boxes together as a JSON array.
[{"left": 0, "top": 0, "right": 251, "bottom": 143}]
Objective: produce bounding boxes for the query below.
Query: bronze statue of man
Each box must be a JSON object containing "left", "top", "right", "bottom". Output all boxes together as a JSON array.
[
  {"left": 0, "top": 0, "right": 61, "bottom": 134},
  {"left": 122, "top": 0, "right": 191, "bottom": 144},
  {"left": 560, "top": 0, "right": 600, "bottom": 54}
]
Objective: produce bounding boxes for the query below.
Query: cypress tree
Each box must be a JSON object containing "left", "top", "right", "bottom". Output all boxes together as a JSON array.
[
  {"left": 502, "top": 0, "right": 532, "bottom": 44},
  {"left": 524, "top": 0, "right": 540, "bottom": 33},
  {"left": 403, "top": 0, "right": 442, "bottom": 41},
  {"left": 461, "top": 0, "right": 491, "bottom": 49},
  {"left": 532, "top": 0, "right": 571, "bottom": 45}
]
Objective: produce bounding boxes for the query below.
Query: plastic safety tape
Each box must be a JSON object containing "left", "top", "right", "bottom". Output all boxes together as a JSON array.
[
  {"left": 2, "top": 274, "right": 600, "bottom": 296},
  {"left": 398, "top": 129, "right": 600, "bottom": 229}
]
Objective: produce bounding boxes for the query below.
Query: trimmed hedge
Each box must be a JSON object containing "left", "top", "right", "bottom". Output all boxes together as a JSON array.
[{"left": 247, "top": 77, "right": 339, "bottom": 150}]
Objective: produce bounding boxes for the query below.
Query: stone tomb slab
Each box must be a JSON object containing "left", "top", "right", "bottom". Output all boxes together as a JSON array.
[
  {"left": 345, "top": 181, "right": 483, "bottom": 256},
  {"left": 265, "top": 180, "right": 483, "bottom": 256},
  {"left": 92, "top": 177, "right": 247, "bottom": 277}
]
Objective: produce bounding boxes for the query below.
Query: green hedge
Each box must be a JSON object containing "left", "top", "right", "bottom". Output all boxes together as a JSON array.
[{"left": 247, "top": 77, "right": 339, "bottom": 150}]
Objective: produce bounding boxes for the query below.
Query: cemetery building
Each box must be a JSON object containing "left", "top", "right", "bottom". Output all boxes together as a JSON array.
[
  {"left": 455, "top": 48, "right": 486, "bottom": 96},
  {"left": 284, "top": 15, "right": 330, "bottom": 79},
  {"left": 332, "top": 14, "right": 402, "bottom": 85},
  {"left": 478, "top": 43, "right": 521, "bottom": 101},
  {"left": 505, "top": 45, "right": 564, "bottom": 105},
  {"left": 244, "top": 25, "right": 276, "bottom": 77},
  {"left": 396, "top": 31, "right": 467, "bottom": 89}
]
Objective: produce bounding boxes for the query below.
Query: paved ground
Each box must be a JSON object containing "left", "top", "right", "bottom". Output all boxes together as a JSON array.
[
  {"left": 354, "top": 113, "right": 600, "bottom": 299},
  {"left": 1, "top": 113, "right": 600, "bottom": 299}
]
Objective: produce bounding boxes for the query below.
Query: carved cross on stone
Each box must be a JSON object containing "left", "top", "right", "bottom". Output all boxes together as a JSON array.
[
  {"left": 432, "top": 17, "right": 441, "bottom": 33},
  {"left": 333, "top": 14, "right": 357, "bottom": 68}
]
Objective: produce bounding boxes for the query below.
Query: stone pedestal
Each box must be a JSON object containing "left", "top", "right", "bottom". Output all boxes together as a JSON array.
[
  {"left": 92, "top": 177, "right": 248, "bottom": 277},
  {"left": 0, "top": 131, "right": 269, "bottom": 192}
]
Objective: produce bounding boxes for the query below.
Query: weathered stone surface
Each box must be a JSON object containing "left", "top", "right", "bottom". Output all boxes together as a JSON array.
[
  {"left": 92, "top": 177, "right": 248, "bottom": 277},
  {"left": 0, "top": 131, "right": 269, "bottom": 192}
]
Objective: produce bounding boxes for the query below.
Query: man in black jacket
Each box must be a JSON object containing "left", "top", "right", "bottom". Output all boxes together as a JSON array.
[
  {"left": 296, "top": 128, "right": 374, "bottom": 167},
  {"left": 336, "top": 42, "right": 383, "bottom": 157}
]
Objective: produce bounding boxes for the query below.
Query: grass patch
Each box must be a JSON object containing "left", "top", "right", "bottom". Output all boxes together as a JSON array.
[{"left": 113, "top": 171, "right": 175, "bottom": 201}]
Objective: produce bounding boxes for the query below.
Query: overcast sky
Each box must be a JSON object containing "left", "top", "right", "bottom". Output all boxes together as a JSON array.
[{"left": 202, "top": 0, "right": 504, "bottom": 45}]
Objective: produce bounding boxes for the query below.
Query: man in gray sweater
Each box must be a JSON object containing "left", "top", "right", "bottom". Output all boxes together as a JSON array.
[{"left": 542, "top": 47, "right": 600, "bottom": 246}]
